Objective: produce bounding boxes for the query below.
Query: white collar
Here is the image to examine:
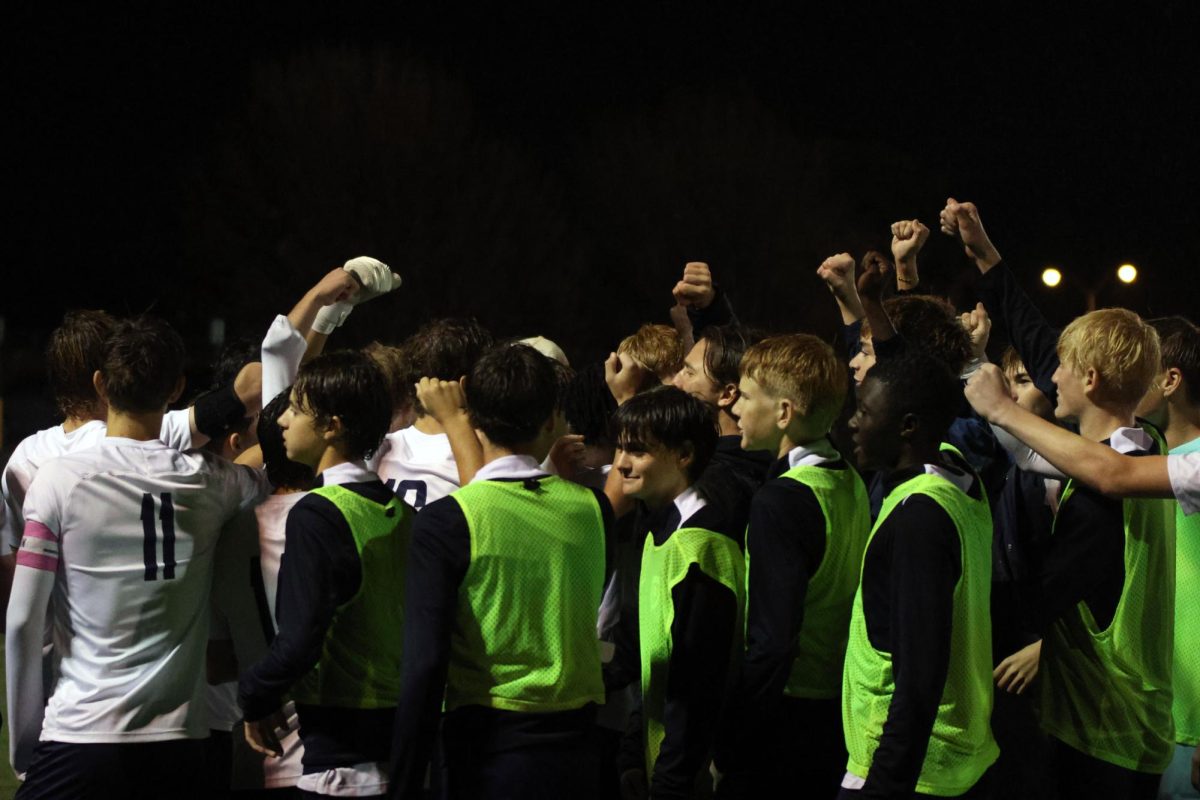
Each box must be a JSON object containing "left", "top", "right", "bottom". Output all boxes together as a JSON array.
[
  {"left": 922, "top": 462, "right": 975, "bottom": 494},
  {"left": 1109, "top": 426, "right": 1153, "bottom": 455},
  {"left": 672, "top": 485, "right": 708, "bottom": 529},
  {"left": 319, "top": 461, "right": 375, "bottom": 486},
  {"left": 786, "top": 438, "right": 841, "bottom": 469},
  {"left": 471, "top": 454, "right": 546, "bottom": 483}
]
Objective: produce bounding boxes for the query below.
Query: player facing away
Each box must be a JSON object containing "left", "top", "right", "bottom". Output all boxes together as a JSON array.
[
  {"left": 390, "top": 344, "right": 612, "bottom": 800},
  {"left": 840, "top": 354, "right": 998, "bottom": 798},
  {"left": 5, "top": 316, "right": 271, "bottom": 799},
  {"left": 370, "top": 317, "right": 493, "bottom": 510},
  {"left": 239, "top": 350, "right": 410, "bottom": 800},
  {"left": 714, "top": 334, "right": 870, "bottom": 797},
  {"left": 610, "top": 386, "right": 746, "bottom": 799}
]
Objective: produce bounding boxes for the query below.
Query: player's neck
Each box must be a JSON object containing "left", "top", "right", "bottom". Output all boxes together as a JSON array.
[
  {"left": 717, "top": 409, "right": 740, "bottom": 437},
  {"left": 313, "top": 447, "right": 353, "bottom": 478},
  {"left": 105, "top": 409, "right": 164, "bottom": 441},
  {"left": 1078, "top": 404, "right": 1134, "bottom": 443},
  {"left": 413, "top": 415, "right": 445, "bottom": 435},
  {"left": 1162, "top": 406, "right": 1200, "bottom": 451}
]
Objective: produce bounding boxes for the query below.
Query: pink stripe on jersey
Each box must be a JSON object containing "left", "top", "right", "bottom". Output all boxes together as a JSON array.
[
  {"left": 22, "top": 521, "right": 57, "bottom": 542},
  {"left": 16, "top": 551, "right": 57, "bottom": 572}
]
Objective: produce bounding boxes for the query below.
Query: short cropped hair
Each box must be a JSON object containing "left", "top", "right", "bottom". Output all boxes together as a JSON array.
[
  {"left": 613, "top": 386, "right": 719, "bottom": 482},
  {"left": 861, "top": 295, "right": 973, "bottom": 375},
  {"left": 1148, "top": 316, "right": 1200, "bottom": 396},
  {"left": 47, "top": 309, "right": 117, "bottom": 419},
  {"left": 404, "top": 318, "right": 493, "bottom": 415},
  {"left": 257, "top": 388, "right": 314, "bottom": 490},
  {"left": 619, "top": 324, "right": 685, "bottom": 381},
  {"left": 866, "top": 353, "right": 960, "bottom": 443},
  {"left": 564, "top": 362, "right": 618, "bottom": 446},
  {"left": 101, "top": 316, "right": 186, "bottom": 414},
  {"left": 466, "top": 344, "right": 557, "bottom": 448},
  {"left": 1057, "top": 308, "right": 1161, "bottom": 407},
  {"left": 698, "top": 324, "right": 766, "bottom": 389},
  {"left": 740, "top": 334, "right": 847, "bottom": 433},
  {"left": 292, "top": 350, "right": 392, "bottom": 461}
]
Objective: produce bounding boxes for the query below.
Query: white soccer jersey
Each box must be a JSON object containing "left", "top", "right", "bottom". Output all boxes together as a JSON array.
[
  {"left": 1170, "top": 451, "right": 1200, "bottom": 516},
  {"left": 2, "top": 410, "right": 194, "bottom": 553},
  {"left": 18, "top": 437, "right": 269, "bottom": 743},
  {"left": 369, "top": 425, "right": 460, "bottom": 511},
  {"left": 211, "top": 493, "right": 306, "bottom": 789}
]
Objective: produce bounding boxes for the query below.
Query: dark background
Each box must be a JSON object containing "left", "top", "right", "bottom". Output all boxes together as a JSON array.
[{"left": 5, "top": 3, "right": 1199, "bottom": 448}]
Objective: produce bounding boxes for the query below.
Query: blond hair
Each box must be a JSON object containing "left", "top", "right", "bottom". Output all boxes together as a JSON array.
[
  {"left": 1057, "top": 308, "right": 1161, "bottom": 407},
  {"left": 618, "top": 324, "right": 685, "bottom": 381},
  {"left": 740, "top": 334, "right": 847, "bottom": 432}
]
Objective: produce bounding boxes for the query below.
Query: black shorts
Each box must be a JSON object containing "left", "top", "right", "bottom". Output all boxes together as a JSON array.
[{"left": 16, "top": 738, "right": 206, "bottom": 800}]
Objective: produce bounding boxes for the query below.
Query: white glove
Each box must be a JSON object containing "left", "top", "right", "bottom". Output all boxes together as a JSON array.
[
  {"left": 342, "top": 256, "right": 402, "bottom": 305},
  {"left": 311, "top": 256, "right": 402, "bottom": 334}
]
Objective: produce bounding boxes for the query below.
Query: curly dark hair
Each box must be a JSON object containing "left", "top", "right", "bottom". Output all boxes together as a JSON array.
[
  {"left": 292, "top": 350, "right": 392, "bottom": 461},
  {"left": 865, "top": 353, "right": 960, "bottom": 444},
  {"left": 862, "top": 295, "right": 973, "bottom": 375},
  {"left": 403, "top": 318, "right": 494, "bottom": 416}
]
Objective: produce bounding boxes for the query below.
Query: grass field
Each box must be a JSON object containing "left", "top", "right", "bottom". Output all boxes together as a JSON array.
[{"left": 0, "top": 641, "right": 23, "bottom": 798}]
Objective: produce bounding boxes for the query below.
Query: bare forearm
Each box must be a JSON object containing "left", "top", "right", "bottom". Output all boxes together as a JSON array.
[
  {"left": 991, "top": 403, "right": 1172, "bottom": 498},
  {"left": 440, "top": 413, "right": 484, "bottom": 485}
]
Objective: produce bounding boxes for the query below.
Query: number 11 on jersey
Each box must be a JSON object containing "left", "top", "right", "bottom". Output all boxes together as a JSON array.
[{"left": 141, "top": 492, "right": 177, "bottom": 581}]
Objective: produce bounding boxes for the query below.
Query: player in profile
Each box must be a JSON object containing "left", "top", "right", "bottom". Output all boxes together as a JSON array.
[
  {"left": 239, "top": 350, "right": 409, "bottom": 800},
  {"left": 6, "top": 316, "right": 271, "bottom": 798},
  {"left": 841, "top": 353, "right": 998, "bottom": 797},
  {"left": 370, "top": 317, "right": 493, "bottom": 510}
]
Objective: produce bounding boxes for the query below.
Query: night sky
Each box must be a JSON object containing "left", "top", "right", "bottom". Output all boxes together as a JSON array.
[{"left": 6, "top": 3, "right": 1200, "bottom": 443}]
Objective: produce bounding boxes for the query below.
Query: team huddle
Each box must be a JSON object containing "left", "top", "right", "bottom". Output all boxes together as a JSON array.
[{"left": 1, "top": 199, "right": 1197, "bottom": 800}]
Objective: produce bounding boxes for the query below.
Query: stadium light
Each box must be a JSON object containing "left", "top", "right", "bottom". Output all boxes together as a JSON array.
[
  {"left": 1117, "top": 263, "right": 1138, "bottom": 284},
  {"left": 1041, "top": 267, "right": 1063, "bottom": 288}
]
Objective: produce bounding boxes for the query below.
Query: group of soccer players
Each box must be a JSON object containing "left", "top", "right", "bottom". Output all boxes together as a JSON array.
[{"left": 1, "top": 197, "right": 1197, "bottom": 800}]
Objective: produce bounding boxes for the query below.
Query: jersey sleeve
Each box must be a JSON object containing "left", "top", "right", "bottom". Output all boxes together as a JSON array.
[
  {"left": 160, "top": 408, "right": 195, "bottom": 451},
  {"left": 213, "top": 458, "right": 272, "bottom": 517},
  {"left": 16, "top": 461, "right": 71, "bottom": 572},
  {"left": 261, "top": 314, "right": 307, "bottom": 407},
  {"left": 1170, "top": 452, "right": 1200, "bottom": 516},
  {"left": 2, "top": 447, "right": 33, "bottom": 553}
]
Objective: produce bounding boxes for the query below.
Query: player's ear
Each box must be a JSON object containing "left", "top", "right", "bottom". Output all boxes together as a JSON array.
[
  {"left": 716, "top": 382, "right": 739, "bottom": 410},
  {"left": 168, "top": 375, "right": 186, "bottom": 405},
  {"left": 93, "top": 370, "right": 109, "bottom": 402},
  {"left": 324, "top": 415, "right": 344, "bottom": 442}
]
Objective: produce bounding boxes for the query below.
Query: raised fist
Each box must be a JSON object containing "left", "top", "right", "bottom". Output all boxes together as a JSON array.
[
  {"left": 816, "top": 253, "right": 856, "bottom": 296},
  {"left": 856, "top": 251, "right": 892, "bottom": 301},
  {"left": 672, "top": 262, "right": 716, "bottom": 309},
  {"left": 939, "top": 198, "right": 1001, "bottom": 270},
  {"left": 604, "top": 351, "right": 648, "bottom": 406},
  {"left": 890, "top": 219, "right": 930, "bottom": 265},
  {"left": 414, "top": 376, "right": 467, "bottom": 423},
  {"left": 959, "top": 302, "right": 992, "bottom": 360}
]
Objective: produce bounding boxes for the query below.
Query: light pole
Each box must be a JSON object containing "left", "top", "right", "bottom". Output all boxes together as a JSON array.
[{"left": 1041, "top": 263, "right": 1138, "bottom": 312}]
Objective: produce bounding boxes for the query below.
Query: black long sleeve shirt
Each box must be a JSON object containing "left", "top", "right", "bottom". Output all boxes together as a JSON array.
[
  {"left": 975, "top": 260, "right": 1061, "bottom": 404},
  {"left": 238, "top": 474, "right": 399, "bottom": 773},
  {"left": 858, "top": 463, "right": 978, "bottom": 798},
  {"left": 612, "top": 496, "right": 742, "bottom": 800},
  {"left": 716, "top": 453, "right": 845, "bottom": 772},
  {"left": 389, "top": 473, "right": 614, "bottom": 800}
]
